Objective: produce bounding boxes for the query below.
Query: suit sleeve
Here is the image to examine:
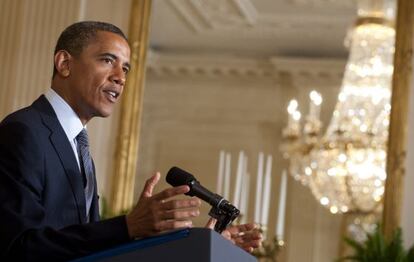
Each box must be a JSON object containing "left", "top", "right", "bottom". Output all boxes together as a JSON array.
[{"left": 0, "top": 121, "right": 130, "bottom": 261}]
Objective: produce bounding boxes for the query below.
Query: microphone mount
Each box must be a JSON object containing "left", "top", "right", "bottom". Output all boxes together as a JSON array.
[{"left": 208, "top": 199, "right": 240, "bottom": 233}]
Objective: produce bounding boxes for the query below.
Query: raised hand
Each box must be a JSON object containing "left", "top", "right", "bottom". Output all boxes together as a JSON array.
[
  {"left": 126, "top": 172, "right": 201, "bottom": 238},
  {"left": 206, "top": 218, "right": 262, "bottom": 253},
  {"left": 223, "top": 223, "right": 262, "bottom": 253}
]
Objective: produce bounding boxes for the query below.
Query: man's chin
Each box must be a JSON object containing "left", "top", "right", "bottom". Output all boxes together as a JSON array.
[
  {"left": 99, "top": 112, "right": 112, "bottom": 118},
  {"left": 95, "top": 108, "right": 113, "bottom": 118}
]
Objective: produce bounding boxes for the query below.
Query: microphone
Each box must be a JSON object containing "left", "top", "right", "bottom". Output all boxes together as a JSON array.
[
  {"left": 166, "top": 166, "right": 240, "bottom": 233},
  {"left": 166, "top": 166, "right": 223, "bottom": 207}
]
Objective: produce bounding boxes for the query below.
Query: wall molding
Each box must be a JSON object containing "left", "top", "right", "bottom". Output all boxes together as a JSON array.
[{"left": 147, "top": 50, "right": 346, "bottom": 81}]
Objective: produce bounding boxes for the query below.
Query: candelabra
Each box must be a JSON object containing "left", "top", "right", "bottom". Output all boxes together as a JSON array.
[{"left": 252, "top": 225, "right": 285, "bottom": 262}]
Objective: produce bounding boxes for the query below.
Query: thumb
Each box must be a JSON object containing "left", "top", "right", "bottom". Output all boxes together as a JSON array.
[
  {"left": 205, "top": 217, "right": 217, "bottom": 229},
  {"left": 141, "top": 172, "right": 161, "bottom": 198}
]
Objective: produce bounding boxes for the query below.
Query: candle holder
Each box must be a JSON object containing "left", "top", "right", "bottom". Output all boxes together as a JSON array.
[{"left": 252, "top": 225, "right": 285, "bottom": 262}]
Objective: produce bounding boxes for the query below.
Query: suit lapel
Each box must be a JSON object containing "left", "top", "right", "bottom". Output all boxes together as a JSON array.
[{"left": 32, "top": 96, "right": 87, "bottom": 224}]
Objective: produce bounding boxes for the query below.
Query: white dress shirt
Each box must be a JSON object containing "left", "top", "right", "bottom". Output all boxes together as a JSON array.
[{"left": 44, "top": 88, "right": 84, "bottom": 170}]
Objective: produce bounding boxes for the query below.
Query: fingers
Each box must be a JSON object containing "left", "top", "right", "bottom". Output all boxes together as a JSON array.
[
  {"left": 161, "top": 198, "right": 201, "bottom": 210},
  {"left": 222, "top": 224, "right": 262, "bottom": 253},
  {"left": 221, "top": 227, "right": 262, "bottom": 248},
  {"left": 205, "top": 218, "right": 216, "bottom": 229},
  {"left": 141, "top": 172, "right": 161, "bottom": 198},
  {"left": 233, "top": 231, "right": 262, "bottom": 253},
  {"left": 152, "top": 185, "right": 190, "bottom": 201},
  {"left": 155, "top": 219, "right": 193, "bottom": 232},
  {"left": 241, "top": 245, "right": 255, "bottom": 253},
  {"left": 151, "top": 199, "right": 199, "bottom": 233},
  {"left": 159, "top": 209, "right": 200, "bottom": 220},
  {"left": 221, "top": 230, "right": 236, "bottom": 244},
  {"left": 238, "top": 237, "right": 262, "bottom": 252},
  {"left": 239, "top": 223, "right": 257, "bottom": 232},
  {"left": 234, "top": 231, "right": 262, "bottom": 245},
  {"left": 232, "top": 228, "right": 262, "bottom": 242},
  {"left": 228, "top": 223, "right": 257, "bottom": 234},
  {"left": 156, "top": 198, "right": 200, "bottom": 220}
]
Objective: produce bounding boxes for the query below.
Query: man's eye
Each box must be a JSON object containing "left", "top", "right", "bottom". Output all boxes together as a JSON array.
[
  {"left": 123, "top": 67, "right": 129, "bottom": 74},
  {"left": 103, "top": 58, "right": 113, "bottom": 64}
]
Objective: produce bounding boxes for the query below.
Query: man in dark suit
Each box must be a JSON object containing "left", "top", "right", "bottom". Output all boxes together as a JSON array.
[{"left": 0, "top": 21, "right": 261, "bottom": 261}]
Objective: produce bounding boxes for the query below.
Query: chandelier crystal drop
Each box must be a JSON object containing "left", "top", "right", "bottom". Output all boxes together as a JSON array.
[{"left": 281, "top": 0, "right": 395, "bottom": 214}]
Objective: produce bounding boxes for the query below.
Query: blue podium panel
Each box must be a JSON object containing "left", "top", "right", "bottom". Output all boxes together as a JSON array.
[{"left": 73, "top": 228, "right": 257, "bottom": 262}]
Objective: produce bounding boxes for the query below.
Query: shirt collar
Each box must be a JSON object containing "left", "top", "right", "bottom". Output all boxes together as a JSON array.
[{"left": 44, "top": 88, "right": 85, "bottom": 141}]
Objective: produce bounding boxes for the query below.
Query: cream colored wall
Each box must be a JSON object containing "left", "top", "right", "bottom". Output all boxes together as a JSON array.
[
  {"left": 0, "top": 0, "right": 131, "bottom": 201},
  {"left": 0, "top": 0, "right": 80, "bottom": 117},
  {"left": 137, "top": 53, "right": 344, "bottom": 262}
]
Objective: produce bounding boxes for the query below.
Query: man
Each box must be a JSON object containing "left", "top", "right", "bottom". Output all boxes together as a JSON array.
[{"left": 0, "top": 21, "right": 261, "bottom": 261}]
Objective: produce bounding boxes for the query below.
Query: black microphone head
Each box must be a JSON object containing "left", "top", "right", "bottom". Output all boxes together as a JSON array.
[{"left": 166, "top": 166, "right": 196, "bottom": 187}]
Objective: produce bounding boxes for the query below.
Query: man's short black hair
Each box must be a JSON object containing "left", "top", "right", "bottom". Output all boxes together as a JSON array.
[{"left": 52, "top": 21, "right": 128, "bottom": 77}]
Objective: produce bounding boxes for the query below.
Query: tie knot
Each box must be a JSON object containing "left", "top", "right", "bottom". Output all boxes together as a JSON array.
[{"left": 76, "top": 129, "right": 89, "bottom": 147}]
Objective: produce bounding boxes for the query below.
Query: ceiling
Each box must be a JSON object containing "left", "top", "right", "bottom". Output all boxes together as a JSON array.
[{"left": 149, "top": 0, "right": 357, "bottom": 59}]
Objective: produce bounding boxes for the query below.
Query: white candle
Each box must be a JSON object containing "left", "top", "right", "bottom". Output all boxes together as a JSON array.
[
  {"left": 261, "top": 155, "right": 272, "bottom": 227},
  {"left": 216, "top": 150, "right": 225, "bottom": 195},
  {"left": 240, "top": 171, "right": 250, "bottom": 224},
  {"left": 239, "top": 157, "right": 249, "bottom": 222},
  {"left": 254, "top": 152, "right": 264, "bottom": 223},
  {"left": 233, "top": 151, "right": 244, "bottom": 207},
  {"left": 239, "top": 172, "right": 246, "bottom": 215},
  {"left": 243, "top": 157, "right": 249, "bottom": 214},
  {"left": 276, "top": 170, "right": 288, "bottom": 240},
  {"left": 223, "top": 153, "right": 231, "bottom": 200}
]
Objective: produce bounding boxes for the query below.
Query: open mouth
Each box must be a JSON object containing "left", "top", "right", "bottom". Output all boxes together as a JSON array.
[{"left": 103, "top": 90, "right": 120, "bottom": 102}]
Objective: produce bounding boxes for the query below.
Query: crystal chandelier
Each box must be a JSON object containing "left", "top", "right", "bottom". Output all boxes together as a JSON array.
[{"left": 281, "top": 0, "right": 395, "bottom": 215}]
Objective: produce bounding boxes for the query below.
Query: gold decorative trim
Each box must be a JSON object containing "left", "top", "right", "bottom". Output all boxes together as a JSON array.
[
  {"left": 354, "top": 16, "right": 394, "bottom": 28},
  {"left": 109, "top": 0, "right": 152, "bottom": 214},
  {"left": 382, "top": 0, "right": 414, "bottom": 240}
]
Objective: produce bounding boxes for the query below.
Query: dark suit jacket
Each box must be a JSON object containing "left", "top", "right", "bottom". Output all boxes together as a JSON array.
[{"left": 0, "top": 96, "right": 130, "bottom": 261}]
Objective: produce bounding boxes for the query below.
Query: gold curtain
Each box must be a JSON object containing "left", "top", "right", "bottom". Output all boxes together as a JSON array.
[
  {"left": 383, "top": 0, "right": 414, "bottom": 239},
  {"left": 110, "top": 0, "right": 152, "bottom": 214}
]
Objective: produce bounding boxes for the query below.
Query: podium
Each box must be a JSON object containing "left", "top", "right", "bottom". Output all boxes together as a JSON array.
[{"left": 72, "top": 228, "right": 257, "bottom": 262}]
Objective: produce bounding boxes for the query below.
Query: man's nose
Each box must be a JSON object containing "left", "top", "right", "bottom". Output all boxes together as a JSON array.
[{"left": 110, "top": 67, "right": 126, "bottom": 86}]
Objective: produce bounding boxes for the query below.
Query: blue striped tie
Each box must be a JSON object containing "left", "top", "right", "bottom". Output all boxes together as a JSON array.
[{"left": 76, "top": 129, "right": 94, "bottom": 221}]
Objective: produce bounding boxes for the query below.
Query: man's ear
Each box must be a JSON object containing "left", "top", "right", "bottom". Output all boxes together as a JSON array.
[{"left": 54, "top": 50, "right": 71, "bottom": 77}]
